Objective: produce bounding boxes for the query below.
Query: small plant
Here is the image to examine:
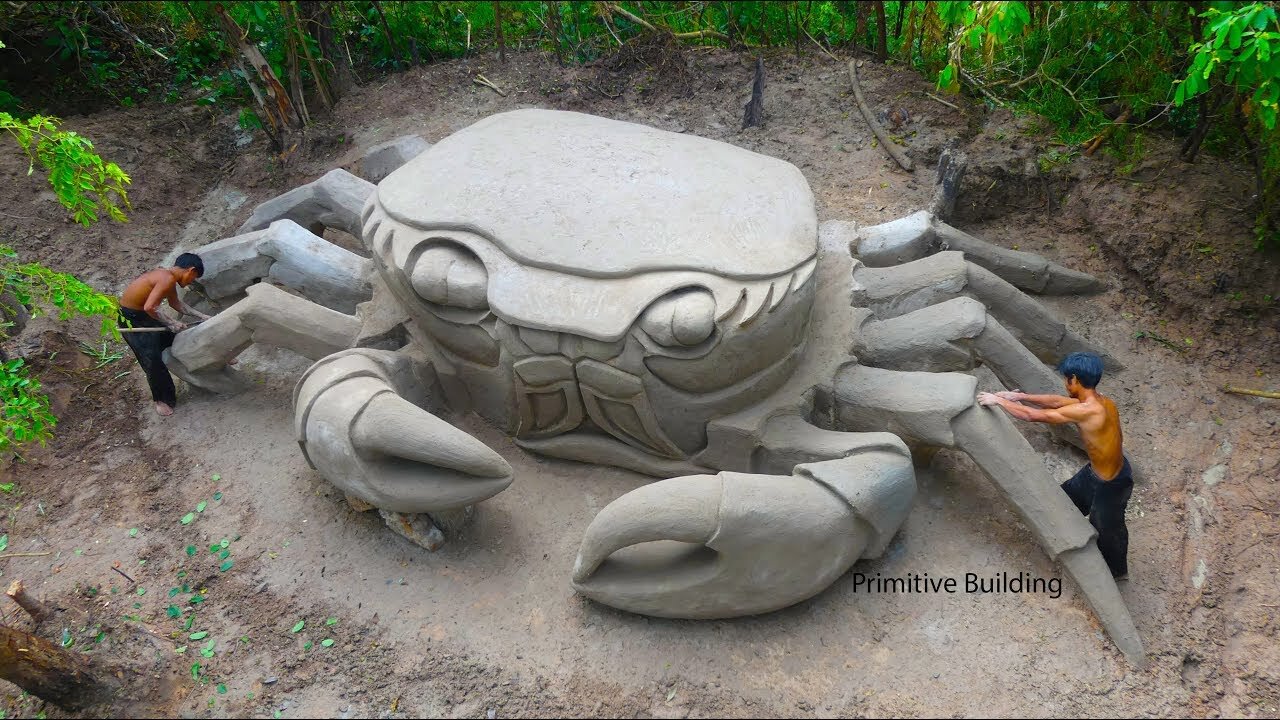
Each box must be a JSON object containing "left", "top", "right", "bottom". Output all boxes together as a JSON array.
[{"left": 78, "top": 341, "right": 123, "bottom": 369}]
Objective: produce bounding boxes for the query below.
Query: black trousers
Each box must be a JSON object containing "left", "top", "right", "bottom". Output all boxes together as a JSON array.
[
  {"left": 119, "top": 307, "right": 177, "bottom": 407},
  {"left": 1061, "top": 457, "right": 1133, "bottom": 578}
]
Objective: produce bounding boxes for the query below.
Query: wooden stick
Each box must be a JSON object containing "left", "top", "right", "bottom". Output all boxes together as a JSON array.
[
  {"left": 1223, "top": 386, "right": 1280, "bottom": 400},
  {"left": 922, "top": 91, "right": 960, "bottom": 110},
  {"left": 959, "top": 69, "right": 1005, "bottom": 107},
  {"left": 1084, "top": 107, "right": 1132, "bottom": 157},
  {"left": 118, "top": 319, "right": 204, "bottom": 334},
  {"left": 6, "top": 581, "right": 49, "bottom": 623},
  {"left": 802, "top": 25, "right": 840, "bottom": 62},
  {"left": 472, "top": 74, "right": 507, "bottom": 97},
  {"left": 847, "top": 61, "right": 913, "bottom": 172},
  {"left": 608, "top": 3, "right": 728, "bottom": 42}
]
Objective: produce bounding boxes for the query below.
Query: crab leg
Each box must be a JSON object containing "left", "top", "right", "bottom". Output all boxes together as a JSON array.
[
  {"left": 835, "top": 210, "right": 1106, "bottom": 295},
  {"left": 237, "top": 169, "right": 375, "bottom": 238},
  {"left": 572, "top": 419, "right": 915, "bottom": 618},
  {"left": 852, "top": 295, "right": 1083, "bottom": 449},
  {"left": 183, "top": 219, "right": 372, "bottom": 314},
  {"left": 850, "top": 250, "right": 1121, "bottom": 370},
  {"left": 831, "top": 364, "right": 1145, "bottom": 666},
  {"left": 166, "top": 283, "right": 361, "bottom": 393}
]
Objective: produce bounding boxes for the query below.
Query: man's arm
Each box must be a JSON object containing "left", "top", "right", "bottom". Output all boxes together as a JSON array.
[
  {"left": 994, "top": 390, "right": 1081, "bottom": 409},
  {"left": 144, "top": 278, "right": 186, "bottom": 331},
  {"left": 164, "top": 285, "right": 211, "bottom": 321},
  {"left": 977, "top": 392, "right": 1089, "bottom": 425}
]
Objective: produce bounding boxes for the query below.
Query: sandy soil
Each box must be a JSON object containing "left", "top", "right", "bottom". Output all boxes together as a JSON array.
[{"left": 1, "top": 48, "right": 1278, "bottom": 718}]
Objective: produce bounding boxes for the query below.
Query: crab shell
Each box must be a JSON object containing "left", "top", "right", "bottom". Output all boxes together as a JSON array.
[{"left": 359, "top": 109, "right": 823, "bottom": 467}]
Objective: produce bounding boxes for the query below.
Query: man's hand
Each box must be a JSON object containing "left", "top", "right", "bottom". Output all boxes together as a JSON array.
[
  {"left": 995, "top": 390, "right": 1023, "bottom": 401},
  {"left": 977, "top": 392, "right": 1004, "bottom": 407},
  {"left": 167, "top": 321, "right": 188, "bottom": 332}
]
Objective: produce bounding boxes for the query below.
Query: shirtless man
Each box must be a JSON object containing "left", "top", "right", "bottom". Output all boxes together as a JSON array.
[
  {"left": 118, "top": 253, "right": 211, "bottom": 416},
  {"left": 977, "top": 352, "right": 1133, "bottom": 579}
]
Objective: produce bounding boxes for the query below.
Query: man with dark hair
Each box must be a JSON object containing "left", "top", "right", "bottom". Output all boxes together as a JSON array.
[
  {"left": 977, "top": 352, "right": 1133, "bottom": 579},
  {"left": 118, "top": 253, "right": 211, "bottom": 416}
]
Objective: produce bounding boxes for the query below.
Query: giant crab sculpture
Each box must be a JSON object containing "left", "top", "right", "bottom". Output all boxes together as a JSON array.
[{"left": 166, "top": 109, "right": 1142, "bottom": 664}]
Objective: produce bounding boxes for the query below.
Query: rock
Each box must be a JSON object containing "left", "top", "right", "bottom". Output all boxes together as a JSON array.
[
  {"left": 1201, "top": 464, "right": 1228, "bottom": 486},
  {"left": 358, "top": 135, "right": 432, "bottom": 183},
  {"left": 1191, "top": 559, "right": 1209, "bottom": 589}
]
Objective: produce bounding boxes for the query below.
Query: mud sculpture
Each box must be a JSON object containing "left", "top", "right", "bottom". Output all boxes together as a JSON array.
[{"left": 166, "top": 110, "right": 1142, "bottom": 664}]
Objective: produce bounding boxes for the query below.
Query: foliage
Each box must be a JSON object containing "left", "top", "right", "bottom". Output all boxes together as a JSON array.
[
  {"left": 0, "top": 113, "right": 132, "bottom": 225},
  {"left": 0, "top": 56, "right": 125, "bottom": 452},
  {"left": 0, "top": 244, "right": 120, "bottom": 453},
  {"left": 1174, "top": 2, "right": 1280, "bottom": 246}
]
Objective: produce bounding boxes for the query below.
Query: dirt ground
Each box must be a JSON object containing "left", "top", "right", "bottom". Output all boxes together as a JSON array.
[{"left": 1, "top": 48, "right": 1278, "bottom": 718}]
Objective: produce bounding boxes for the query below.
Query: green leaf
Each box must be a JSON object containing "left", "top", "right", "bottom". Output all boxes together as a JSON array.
[
  {"left": 168, "top": 587, "right": 180, "bottom": 598},
  {"left": 180, "top": 513, "right": 195, "bottom": 525},
  {"left": 189, "top": 631, "right": 208, "bottom": 640},
  {"left": 219, "top": 538, "right": 229, "bottom": 549},
  {"left": 219, "top": 549, "right": 230, "bottom": 560},
  {"left": 196, "top": 501, "right": 207, "bottom": 513},
  {"left": 211, "top": 474, "right": 221, "bottom": 483},
  {"left": 325, "top": 617, "right": 338, "bottom": 626},
  {"left": 290, "top": 620, "right": 305, "bottom": 633},
  {"left": 304, "top": 640, "right": 313, "bottom": 651},
  {"left": 0, "top": 535, "right": 8, "bottom": 553},
  {"left": 190, "top": 595, "right": 205, "bottom": 605},
  {"left": 174, "top": 645, "right": 186, "bottom": 654},
  {"left": 213, "top": 491, "right": 223, "bottom": 501},
  {"left": 186, "top": 545, "right": 197, "bottom": 557},
  {"left": 166, "top": 605, "right": 182, "bottom": 618},
  {"left": 128, "top": 528, "right": 138, "bottom": 538},
  {"left": 216, "top": 684, "right": 227, "bottom": 695},
  {"left": 321, "top": 638, "right": 335, "bottom": 647},
  {"left": 136, "top": 587, "right": 146, "bottom": 596},
  {"left": 219, "top": 559, "right": 233, "bottom": 572},
  {"left": 191, "top": 662, "right": 201, "bottom": 680}
]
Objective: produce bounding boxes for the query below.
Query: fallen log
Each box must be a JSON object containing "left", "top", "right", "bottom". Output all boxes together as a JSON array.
[
  {"left": 0, "top": 623, "right": 118, "bottom": 710},
  {"left": 847, "top": 61, "right": 913, "bottom": 172}
]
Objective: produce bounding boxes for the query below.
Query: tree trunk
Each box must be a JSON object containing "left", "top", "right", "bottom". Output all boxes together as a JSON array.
[
  {"left": 792, "top": 2, "right": 801, "bottom": 57},
  {"left": 874, "top": 1, "right": 888, "bottom": 62},
  {"left": 280, "top": 0, "right": 310, "bottom": 125},
  {"left": 371, "top": 1, "right": 403, "bottom": 67},
  {"left": 1182, "top": 86, "right": 1223, "bottom": 162},
  {"left": 547, "top": 0, "right": 564, "bottom": 65},
  {"left": 894, "top": 0, "right": 905, "bottom": 37},
  {"left": 303, "top": 0, "right": 354, "bottom": 97},
  {"left": 293, "top": 1, "right": 334, "bottom": 110},
  {"left": 0, "top": 623, "right": 117, "bottom": 711},
  {"left": 494, "top": 1, "right": 506, "bottom": 62},
  {"left": 212, "top": 3, "right": 301, "bottom": 141},
  {"left": 855, "top": 2, "right": 868, "bottom": 55}
]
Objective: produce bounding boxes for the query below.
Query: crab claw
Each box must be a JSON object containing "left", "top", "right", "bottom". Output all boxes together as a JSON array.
[
  {"left": 294, "top": 349, "right": 513, "bottom": 513},
  {"left": 572, "top": 450, "right": 915, "bottom": 618}
]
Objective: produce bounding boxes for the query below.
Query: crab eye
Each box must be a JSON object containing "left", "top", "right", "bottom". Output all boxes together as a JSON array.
[
  {"left": 638, "top": 287, "right": 717, "bottom": 347},
  {"left": 410, "top": 243, "right": 488, "bottom": 310}
]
